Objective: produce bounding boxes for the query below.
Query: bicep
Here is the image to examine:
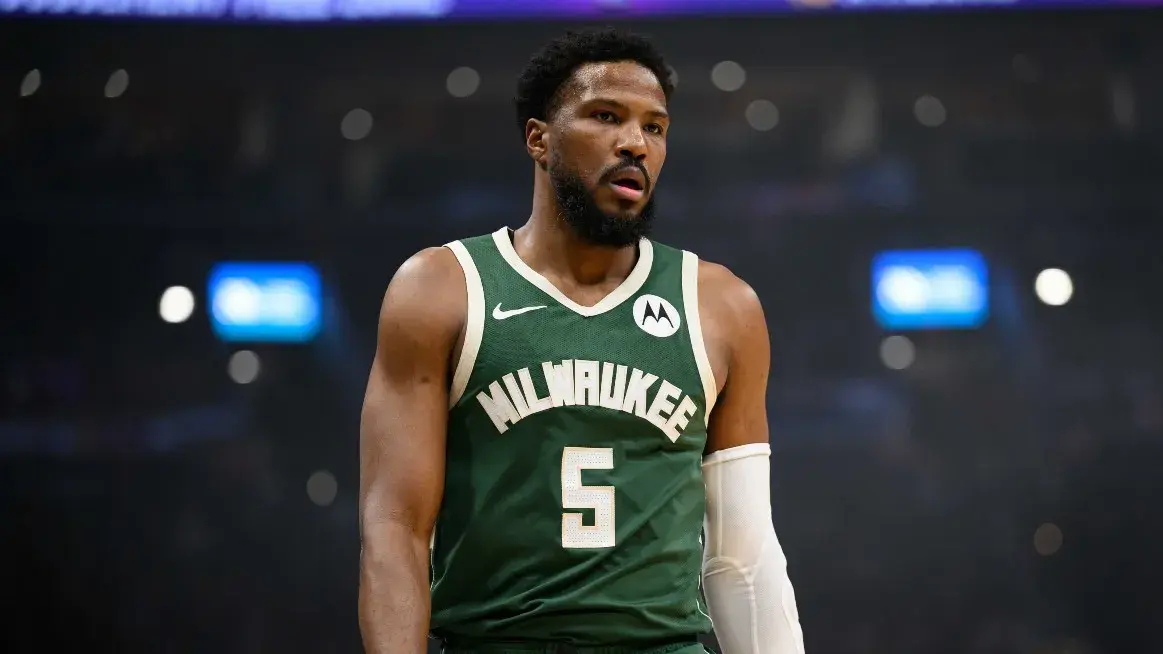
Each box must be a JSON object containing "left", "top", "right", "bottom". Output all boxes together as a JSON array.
[
  {"left": 359, "top": 349, "right": 447, "bottom": 538},
  {"left": 704, "top": 272, "right": 771, "bottom": 455},
  {"left": 359, "top": 249, "right": 463, "bottom": 540}
]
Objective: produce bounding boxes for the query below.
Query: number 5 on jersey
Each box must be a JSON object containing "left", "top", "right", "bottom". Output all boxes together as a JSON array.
[{"left": 561, "top": 447, "right": 615, "bottom": 549}]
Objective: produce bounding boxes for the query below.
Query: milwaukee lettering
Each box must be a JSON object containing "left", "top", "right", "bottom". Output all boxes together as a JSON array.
[{"left": 474, "top": 359, "right": 698, "bottom": 442}]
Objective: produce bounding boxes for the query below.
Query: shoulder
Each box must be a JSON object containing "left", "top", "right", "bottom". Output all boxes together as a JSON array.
[
  {"left": 692, "top": 257, "right": 768, "bottom": 388},
  {"left": 695, "top": 258, "right": 765, "bottom": 329},
  {"left": 392, "top": 245, "right": 465, "bottom": 290},
  {"left": 377, "top": 246, "right": 466, "bottom": 345}
]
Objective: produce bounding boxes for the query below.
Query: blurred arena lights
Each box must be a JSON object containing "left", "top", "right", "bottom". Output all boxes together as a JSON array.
[
  {"left": 879, "top": 335, "right": 916, "bottom": 370},
  {"left": 341, "top": 109, "right": 373, "bottom": 140},
  {"left": 446, "top": 66, "right": 480, "bottom": 98},
  {"left": 307, "top": 470, "right": 339, "bottom": 507},
  {"left": 228, "top": 350, "right": 261, "bottom": 384},
  {"left": 1034, "top": 522, "right": 1063, "bottom": 556},
  {"left": 2, "top": 0, "right": 1160, "bottom": 20},
  {"left": 872, "top": 249, "right": 989, "bottom": 330},
  {"left": 745, "top": 100, "right": 780, "bottom": 131},
  {"left": 158, "top": 286, "right": 196, "bottom": 324},
  {"left": 104, "top": 69, "right": 128, "bottom": 99},
  {"left": 208, "top": 262, "right": 322, "bottom": 343},
  {"left": 19, "top": 69, "right": 40, "bottom": 97},
  {"left": 1035, "top": 268, "right": 1074, "bottom": 306},
  {"left": 710, "top": 61, "right": 746, "bottom": 92},
  {"left": 1111, "top": 73, "right": 1136, "bottom": 131},
  {"left": 913, "top": 94, "right": 946, "bottom": 127}
]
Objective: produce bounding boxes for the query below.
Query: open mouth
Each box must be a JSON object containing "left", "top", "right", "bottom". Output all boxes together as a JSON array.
[
  {"left": 608, "top": 179, "right": 645, "bottom": 201},
  {"left": 607, "top": 168, "right": 647, "bottom": 201}
]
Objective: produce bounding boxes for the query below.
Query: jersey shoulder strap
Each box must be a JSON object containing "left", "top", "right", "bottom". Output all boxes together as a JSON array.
[
  {"left": 651, "top": 240, "right": 718, "bottom": 421},
  {"left": 442, "top": 233, "right": 494, "bottom": 407}
]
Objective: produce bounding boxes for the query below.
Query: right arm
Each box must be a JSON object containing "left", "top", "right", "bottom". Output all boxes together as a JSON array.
[
  {"left": 699, "top": 262, "right": 805, "bottom": 654},
  {"left": 359, "top": 247, "right": 465, "bottom": 654}
]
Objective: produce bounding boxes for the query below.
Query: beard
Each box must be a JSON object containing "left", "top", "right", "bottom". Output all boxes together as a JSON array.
[{"left": 549, "top": 155, "right": 657, "bottom": 248}]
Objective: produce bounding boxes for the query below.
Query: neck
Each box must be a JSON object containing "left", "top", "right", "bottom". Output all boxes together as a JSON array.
[{"left": 515, "top": 168, "right": 638, "bottom": 286}]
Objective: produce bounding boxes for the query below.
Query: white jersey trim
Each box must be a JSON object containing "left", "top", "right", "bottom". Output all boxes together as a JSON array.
[
  {"left": 682, "top": 250, "right": 718, "bottom": 425},
  {"left": 491, "top": 227, "right": 654, "bottom": 318},
  {"left": 444, "top": 240, "right": 486, "bottom": 408}
]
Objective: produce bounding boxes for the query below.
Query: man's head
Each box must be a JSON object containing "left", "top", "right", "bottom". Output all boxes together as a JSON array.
[{"left": 516, "top": 29, "right": 674, "bottom": 247}]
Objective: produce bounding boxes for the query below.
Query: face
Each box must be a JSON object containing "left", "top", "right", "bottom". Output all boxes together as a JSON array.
[{"left": 531, "top": 61, "right": 670, "bottom": 246}]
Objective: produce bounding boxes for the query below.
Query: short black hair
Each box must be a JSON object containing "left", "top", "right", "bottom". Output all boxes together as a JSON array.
[{"left": 514, "top": 28, "right": 674, "bottom": 139}]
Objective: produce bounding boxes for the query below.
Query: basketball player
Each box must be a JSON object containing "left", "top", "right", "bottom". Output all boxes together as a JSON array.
[{"left": 359, "top": 29, "right": 805, "bottom": 654}]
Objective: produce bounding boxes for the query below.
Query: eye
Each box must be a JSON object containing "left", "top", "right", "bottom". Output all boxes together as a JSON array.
[
  {"left": 645, "top": 123, "right": 664, "bottom": 135},
  {"left": 594, "top": 110, "right": 618, "bottom": 123}
]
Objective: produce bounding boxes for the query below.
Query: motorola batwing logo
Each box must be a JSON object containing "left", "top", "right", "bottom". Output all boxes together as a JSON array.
[{"left": 632, "top": 294, "right": 681, "bottom": 338}]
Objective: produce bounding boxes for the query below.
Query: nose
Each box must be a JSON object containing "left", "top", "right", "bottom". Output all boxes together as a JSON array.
[{"left": 616, "top": 125, "right": 648, "bottom": 162}]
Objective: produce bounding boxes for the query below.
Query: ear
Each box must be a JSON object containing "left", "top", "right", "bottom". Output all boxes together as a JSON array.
[{"left": 525, "top": 118, "right": 549, "bottom": 169}]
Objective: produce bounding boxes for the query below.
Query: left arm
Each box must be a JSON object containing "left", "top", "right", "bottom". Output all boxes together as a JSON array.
[{"left": 699, "top": 262, "right": 805, "bottom": 654}]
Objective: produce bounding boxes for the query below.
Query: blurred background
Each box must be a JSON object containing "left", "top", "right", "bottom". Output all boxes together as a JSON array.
[{"left": 3, "top": 2, "right": 1163, "bottom": 653}]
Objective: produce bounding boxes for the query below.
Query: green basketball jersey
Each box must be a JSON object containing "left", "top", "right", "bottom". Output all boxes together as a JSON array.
[{"left": 431, "top": 227, "right": 718, "bottom": 648}]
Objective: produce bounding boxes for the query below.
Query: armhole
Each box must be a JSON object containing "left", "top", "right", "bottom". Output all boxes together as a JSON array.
[
  {"left": 682, "top": 250, "right": 718, "bottom": 425},
  {"left": 445, "top": 240, "right": 486, "bottom": 408}
]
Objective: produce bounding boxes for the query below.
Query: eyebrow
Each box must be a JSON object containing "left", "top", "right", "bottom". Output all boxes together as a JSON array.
[{"left": 588, "top": 98, "right": 670, "bottom": 121}]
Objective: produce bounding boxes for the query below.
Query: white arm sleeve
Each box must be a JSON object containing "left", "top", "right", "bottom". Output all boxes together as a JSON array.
[{"left": 702, "top": 443, "right": 805, "bottom": 654}]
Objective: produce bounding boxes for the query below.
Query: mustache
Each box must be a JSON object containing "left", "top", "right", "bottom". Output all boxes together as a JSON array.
[{"left": 599, "top": 160, "right": 651, "bottom": 192}]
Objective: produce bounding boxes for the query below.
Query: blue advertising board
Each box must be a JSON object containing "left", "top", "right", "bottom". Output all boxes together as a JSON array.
[
  {"left": 208, "top": 262, "right": 322, "bottom": 343},
  {"left": 872, "top": 249, "right": 989, "bottom": 330}
]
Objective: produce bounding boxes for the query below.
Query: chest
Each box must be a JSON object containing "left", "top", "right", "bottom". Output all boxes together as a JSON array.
[{"left": 450, "top": 231, "right": 720, "bottom": 445}]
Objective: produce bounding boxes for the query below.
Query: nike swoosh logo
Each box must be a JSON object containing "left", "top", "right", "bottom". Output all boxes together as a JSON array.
[{"left": 492, "top": 303, "right": 547, "bottom": 320}]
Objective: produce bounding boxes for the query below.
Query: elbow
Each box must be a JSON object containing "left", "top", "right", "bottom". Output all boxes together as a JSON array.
[
  {"left": 359, "top": 514, "right": 431, "bottom": 571},
  {"left": 701, "top": 533, "right": 805, "bottom": 654}
]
